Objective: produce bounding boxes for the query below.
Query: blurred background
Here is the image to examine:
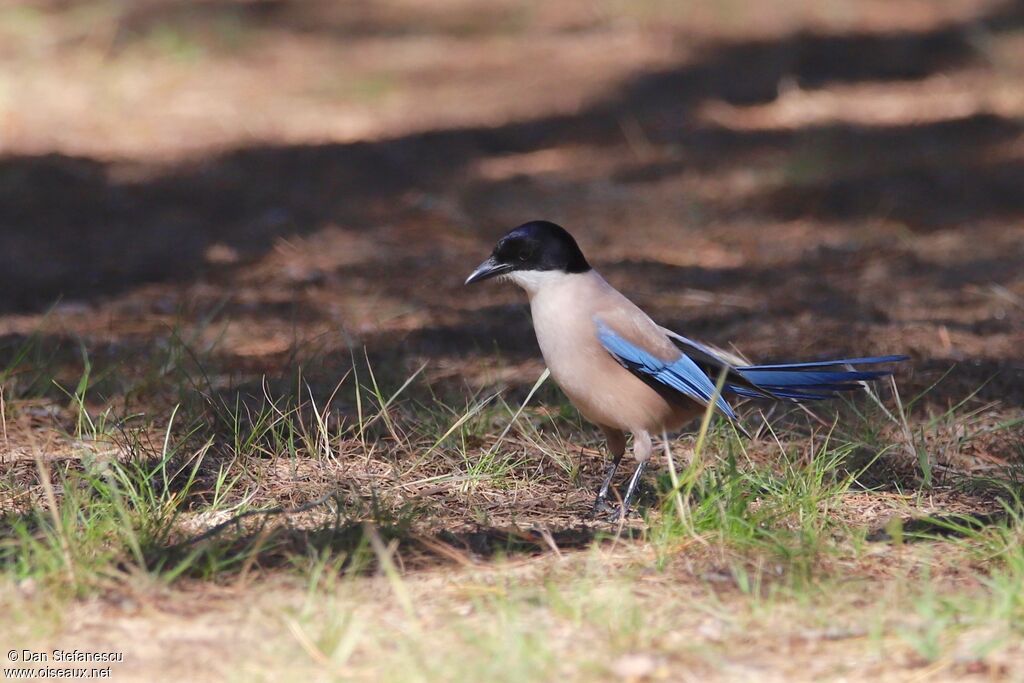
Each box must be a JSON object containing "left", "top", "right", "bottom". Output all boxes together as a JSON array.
[{"left": 0, "top": 0, "right": 1022, "bottom": 413}]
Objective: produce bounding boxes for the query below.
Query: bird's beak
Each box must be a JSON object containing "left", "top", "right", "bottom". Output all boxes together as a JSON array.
[{"left": 464, "top": 257, "right": 513, "bottom": 285}]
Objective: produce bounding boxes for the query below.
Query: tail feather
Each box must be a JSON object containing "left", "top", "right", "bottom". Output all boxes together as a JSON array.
[
  {"left": 734, "top": 354, "right": 908, "bottom": 371},
  {"left": 726, "top": 355, "right": 907, "bottom": 402}
]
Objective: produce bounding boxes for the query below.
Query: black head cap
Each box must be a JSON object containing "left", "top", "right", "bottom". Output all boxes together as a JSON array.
[{"left": 465, "top": 221, "right": 590, "bottom": 284}]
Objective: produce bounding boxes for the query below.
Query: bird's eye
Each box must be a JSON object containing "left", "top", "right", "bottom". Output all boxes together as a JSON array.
[{"left": 518, "top": 253, "right": 529, "bottom": 262}]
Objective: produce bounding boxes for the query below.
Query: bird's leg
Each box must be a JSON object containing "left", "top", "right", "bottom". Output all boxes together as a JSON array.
[
  {"left": 618, "top": 461, "right": 648, "bottom": 520},
  {"left": 617, "top": 430, "right": 652, "bottom": 520},
  {"left": 594, "top": 455, "right": 622, "bottom": 510},
  {"left": 593, "top": 427, "right": 626, "bottom": 514}
]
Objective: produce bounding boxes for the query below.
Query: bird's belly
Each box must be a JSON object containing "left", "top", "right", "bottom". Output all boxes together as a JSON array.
[{"left": 534, "top": 313, "right": 697, "bottom": 433}]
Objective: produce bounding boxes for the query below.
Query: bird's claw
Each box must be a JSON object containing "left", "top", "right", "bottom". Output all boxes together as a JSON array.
[
  {"left": 590, "top": 495, "right": 637, "bottom": 523},
  {"left": 590, "top": 495, "right": 616, "bottom": 518},
  {"left": 608, "top": 503, "right": 639, "bottom": 523}
]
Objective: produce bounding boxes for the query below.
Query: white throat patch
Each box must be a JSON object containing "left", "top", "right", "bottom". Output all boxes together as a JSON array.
[{"left": 505, "top": 270, "right": 584, "bottom": 296}]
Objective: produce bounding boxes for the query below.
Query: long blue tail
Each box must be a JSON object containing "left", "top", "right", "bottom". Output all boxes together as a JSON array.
[{"left": 727, "top": 355, "right": 907, "bottom": 401}]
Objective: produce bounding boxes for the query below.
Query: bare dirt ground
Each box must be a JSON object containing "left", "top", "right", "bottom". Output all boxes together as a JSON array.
[{"left": 1, "top": 0, "right": 1023, "bottom": 681}]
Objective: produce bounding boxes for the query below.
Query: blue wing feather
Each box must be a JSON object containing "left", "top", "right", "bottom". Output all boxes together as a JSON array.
[
  {"left": 595, "top": 321, "right": 737, "bottom": 419},
  {"left": 596, "top": 317, "right": 907, "bottom": 413}
]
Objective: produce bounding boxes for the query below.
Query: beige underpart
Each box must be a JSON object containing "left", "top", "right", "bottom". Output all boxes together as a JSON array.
[{"left": 510, "top": 269, "right": 704, "bottom": 463}]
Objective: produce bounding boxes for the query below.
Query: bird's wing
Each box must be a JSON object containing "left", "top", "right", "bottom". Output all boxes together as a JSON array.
[
  {"left": 594, "top": 313, "right": 736, "bottom": 420},
  {"left": 590, "top": 281, "right": 905, "bottom": 415},
  {"left": 658, "top": 328, "right": 907, "bottom": 400},
  {"left": 658, "top": 327, "right": 775, "bottom": 399},
  {"left": 658, "top": 327, "right": 746, "bottom": 366}
]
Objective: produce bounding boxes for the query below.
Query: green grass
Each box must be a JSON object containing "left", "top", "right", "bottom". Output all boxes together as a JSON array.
[{"left": 1, "top": 326, "right": 1023, "bottom": 679}]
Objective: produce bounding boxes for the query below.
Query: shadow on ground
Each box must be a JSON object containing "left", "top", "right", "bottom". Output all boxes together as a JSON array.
[
  {"left": 1, "top": 1, "right": 1022, "bottom": 423},
  {"left": 3, "top": 0, "right": 1023, "bottom": 304}
]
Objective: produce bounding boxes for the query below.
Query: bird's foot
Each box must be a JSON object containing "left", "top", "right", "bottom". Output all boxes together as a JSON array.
[
  {"left": 589, "top": 494, "right": 616, "bottom": 518},
  {"left": 608, "top": 504, "right": 639, "bottom": 523},
  {"left": 589, "top": 459, "right": 622, "bottom": 518},
  {"left": 618, "top": 461, "right": 647, "bottom": 518},
  {"left": 588, "top": 503, "right": 633, "bottom": 523},
  {"left": 589, "top": 461, "right": 648, "bottom": 523},
  {"left": 589, "top": 494, "right": 641, "bottom": 523}
]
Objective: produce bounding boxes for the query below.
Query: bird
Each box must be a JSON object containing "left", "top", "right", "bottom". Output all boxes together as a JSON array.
[{"left": 465, "top": 220, "right": 907, "bottom": 519}]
